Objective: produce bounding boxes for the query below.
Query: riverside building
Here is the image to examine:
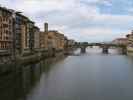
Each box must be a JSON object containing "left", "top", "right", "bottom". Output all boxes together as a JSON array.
[
  {"left": 0, "top": 7, "right": 13, "bottom": 55},
  {"left": 126, "top": 31, "right": 133, "bottom": 55}
]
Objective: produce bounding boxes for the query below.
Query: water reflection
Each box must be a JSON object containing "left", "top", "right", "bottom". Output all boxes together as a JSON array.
[
  {"left": 0, "top": 48, "right": 133, "bottom": 100},
  {"left": 0, "top": 55, "right": 65, "bottom": 100},
  {"left": 0, "top": 64, "right": 38, "bottom": 100}
]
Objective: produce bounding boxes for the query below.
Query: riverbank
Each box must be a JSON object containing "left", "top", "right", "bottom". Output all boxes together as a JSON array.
[
  {"left": 0, "top": 50, "right": 67, "bottom": 74},
  {"left": 127, "top": 46, "right": 133, "bottom": 56}
]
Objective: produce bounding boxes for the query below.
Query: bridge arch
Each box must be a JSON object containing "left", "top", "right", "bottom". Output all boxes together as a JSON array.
[{"left": 74, "top": 43, "right": 127, "bottom": 54}]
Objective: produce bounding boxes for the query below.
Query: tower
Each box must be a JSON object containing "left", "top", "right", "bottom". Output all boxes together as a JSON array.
[{"left": 44, "top": 22, "right": 48, "bottom": 32}]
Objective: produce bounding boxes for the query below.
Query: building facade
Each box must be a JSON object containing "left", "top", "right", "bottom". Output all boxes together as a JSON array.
[
  {"left": 112, "top": 38, "right": 128, "bottom": 45},
  {"left": 0, "top": 6, "right": 75, "bottom": 58},
  {"left": 15, "top": 12, "right": 28, "bottom": 54},
  {"left": 126, "top": 31, "right": 133, "bottom": 55},
  {"left": 34, "top": 26, "right": 40, "bottom": 49},
  {"left": 40, "top": 31, "right": 48, "bottom": 49},
  {"left": 27, "top": 20, "right": 34, "bottom": 52},
  {"left": 40, "top": 23, "right": 66, "bottom": 50},
  {"left": 46, "top": 31, "right": 66, "bottom": 50},
  {"left": 0, "top": 7, "right": 13, "bottom": 54},
  {"left": 67, "top": 39, "right": 75, "bottom": 47},
  {"left": 39, "top": 23, "right": 49, "bottom": 49},
  {"left": 15, "top": 12, "right": 35, "bottom": 55}
]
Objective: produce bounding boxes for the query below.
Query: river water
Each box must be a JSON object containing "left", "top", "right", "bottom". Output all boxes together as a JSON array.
[{"left": 0, "top": 47, "right": 133, "bottom": 100}]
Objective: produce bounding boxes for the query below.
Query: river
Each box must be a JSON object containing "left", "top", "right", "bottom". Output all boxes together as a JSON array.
[{"left": 0, "top": 47, "right": 133, "bottom": 100}]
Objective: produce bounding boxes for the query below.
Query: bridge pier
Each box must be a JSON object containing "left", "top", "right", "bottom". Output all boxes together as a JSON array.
[
  {"left": 75, "top": 43, "right": 127, "bottom": 55},
  {"left": 121, "top": 47, "right": 127, "bottom": 55},
  {"left": 102, "top": 46, "right": 109, "bottom": 54},
  {"left": 80, "top": 46, "right": 86, "bottom": 53}
]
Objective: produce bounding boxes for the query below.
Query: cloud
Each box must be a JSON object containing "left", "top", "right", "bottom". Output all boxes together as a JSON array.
[{"left": 0, "top": 0, "right": 133, "bottom": 42}]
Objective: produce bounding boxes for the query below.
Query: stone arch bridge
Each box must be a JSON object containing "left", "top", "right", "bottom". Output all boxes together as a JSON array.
[{"left": 73, "top": 42, "right": 127, "bottom": 54}]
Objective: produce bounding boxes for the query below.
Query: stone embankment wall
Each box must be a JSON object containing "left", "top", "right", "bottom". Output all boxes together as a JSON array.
[{"left": 0, "top": 49, "right": 67, "bottom": 74}]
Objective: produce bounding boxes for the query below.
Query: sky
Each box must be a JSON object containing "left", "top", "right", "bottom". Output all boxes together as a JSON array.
[{"left": 1, "top": 0, "right": 133, "bottom": 42}]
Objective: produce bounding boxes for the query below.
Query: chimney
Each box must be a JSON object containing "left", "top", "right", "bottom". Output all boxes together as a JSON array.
[{"left": 44, "top": 22, "right": 48, "bottom": 32}]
